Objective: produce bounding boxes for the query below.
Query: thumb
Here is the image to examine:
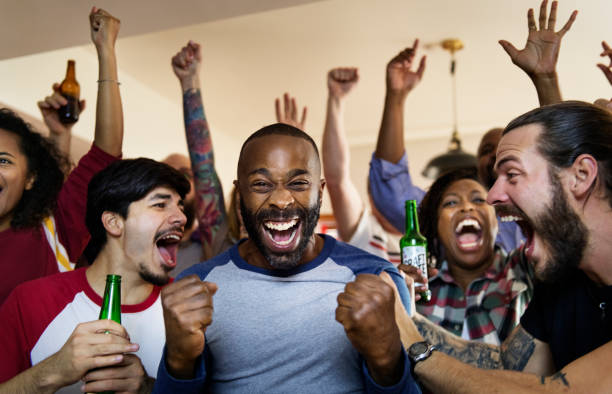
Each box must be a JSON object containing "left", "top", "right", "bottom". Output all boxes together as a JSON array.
[
  {"left": 204, "top": 281, "right": 218, "bottom": 296},
  {"left": 499, "top": 40, "right": 519, "bottom": 59}
]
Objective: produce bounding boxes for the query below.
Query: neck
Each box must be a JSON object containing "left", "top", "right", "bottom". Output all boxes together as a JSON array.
[
  {"left": 446, "top": 253, "right": 495, "bottom": 292},
  {"left": 579, "top": 198, "right": 612, "bottom": 285},
  {"left": 86, "top": 246, "right": 155, "bottom": 305}
]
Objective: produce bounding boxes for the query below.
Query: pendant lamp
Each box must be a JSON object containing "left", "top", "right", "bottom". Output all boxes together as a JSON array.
[{"left": 422, "top": 38, "right": 477, "bottom": 179}]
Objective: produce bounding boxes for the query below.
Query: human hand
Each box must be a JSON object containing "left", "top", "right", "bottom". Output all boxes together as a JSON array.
[
  {"left": 327, "top": 67, "right": 359, "bottom": 100},
  {"left": 336, "top": 274, "right": 403, "bottom": 385},
  {"left": 386, "top": 40, "right": 426, "bottom": 99},
  {"left": 46, "top": 320, "right": 137, "bottom": 390},
  {"left": 90, "top": 7, "right": 121, "bottom": 51},
  {"left": 397, "top": 264, "right": 437, "bottom": 304},
  {"left": 597, "top": 41, "right": 612, "bottom": 85},
  {"left": 37, "top": 83, "right": 86, "bottom": 135},
  {"left": 161, "top": 275, "right": 217, "bottom": 379},
  {"left": 379, "top": 272, "right": 424, "bottom": 347},
  {"left": 172, "top": 40, "right": 202, "bottom": 90},
  {"left": 81, "top": 354, "right": 152, "bottom": 393},
  {"left": 499, "top": 0, "right": 577, "bottom": 78},
  {"left": 275, "top": 93, "right": 307, "bottom": 130}
]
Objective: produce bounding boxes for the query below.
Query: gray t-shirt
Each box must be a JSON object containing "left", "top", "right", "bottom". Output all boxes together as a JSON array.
[{"left": 154, "top": 234, "right": 419, "bottom": 394}]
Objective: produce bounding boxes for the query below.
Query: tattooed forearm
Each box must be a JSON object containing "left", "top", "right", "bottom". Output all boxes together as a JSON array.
[
  {"left": 183, "top": 89, "right": 228, "bottom": 256},
  {"left": 500, "top": 326, "right": 536, "bottom": 371},
  {"left": 413, "top": 315, "right": 502, "bottom": 369},
  {"left": 540, "top": 371, "right": 569, "bottom": 387}
]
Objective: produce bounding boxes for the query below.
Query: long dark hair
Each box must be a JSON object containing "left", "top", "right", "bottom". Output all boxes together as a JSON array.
[
  {"left": 418, "top": 167, "right": 480, "bottom": 263},
  {"left": 0, "top": 108, "right": 69, "bottom": 229}
]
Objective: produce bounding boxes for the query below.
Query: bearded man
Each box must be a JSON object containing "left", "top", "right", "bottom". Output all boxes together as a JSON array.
[
  {"left": 153, "top": 123, "right": 420, "bottom": 393},
  {"left": 380, "top": 101, "right": 612, "bottom": 393}
]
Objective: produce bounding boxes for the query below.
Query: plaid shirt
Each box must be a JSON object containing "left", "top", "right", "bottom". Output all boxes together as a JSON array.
[{"left": 416, "top": 247, "right": 534, "bottom": 345}]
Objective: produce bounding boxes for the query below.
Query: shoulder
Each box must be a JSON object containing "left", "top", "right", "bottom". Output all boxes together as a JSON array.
[
  {"left": 177, "top": 245, "right": 235, "bottom": 280},
  {"left": 330, "top": 237, "right": 396, "bottom": 275}
]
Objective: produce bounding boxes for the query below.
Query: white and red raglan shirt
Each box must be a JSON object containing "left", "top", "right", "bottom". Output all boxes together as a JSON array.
[
  {"left": 0, "top": 268, "right": 165, "bottom": 392},
  {"left": 348, "top": 209, "right": 402, "bottom": 266}
]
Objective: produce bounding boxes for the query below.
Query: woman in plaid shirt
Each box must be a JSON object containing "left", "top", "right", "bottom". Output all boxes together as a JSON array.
[{"left": 413, "top": 168, "right": 534, "bottom": 346}]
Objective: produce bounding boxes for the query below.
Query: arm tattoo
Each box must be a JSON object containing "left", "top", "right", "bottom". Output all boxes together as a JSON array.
[
  {"left": 183, "top": 89, "right": 228, "bottom": 254},
  {"left": 500, "top": 326, "right": 536, "bottom": 371},
  {"left": 540, "top": 371, "right": 569, "bottom": 387},
  {"left": 414, "top": 316, "right": 502, "bottom": 369}
]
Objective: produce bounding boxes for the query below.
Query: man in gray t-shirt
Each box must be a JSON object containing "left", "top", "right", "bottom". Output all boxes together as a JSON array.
[{"left": 154, "top": 124, "right": 420, "bottom": 393}]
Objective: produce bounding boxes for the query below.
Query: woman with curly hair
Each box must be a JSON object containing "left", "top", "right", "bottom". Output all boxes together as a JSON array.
[
  {"left": 0, "top": 7, "right": 123, "bottom": 304},
  {"left": 411, "top": 168, "right": 534, "bottom": 345}
]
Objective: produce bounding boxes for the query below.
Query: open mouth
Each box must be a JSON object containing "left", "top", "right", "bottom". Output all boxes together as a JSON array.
[
  {"left": 262, "top": 218, "right": 301, "bottom": 252},
  {"left": 454, "top": 217, "right": 483, "bottom": 251},
  {"left": 155, "top": 231, "right": 182, "bottom": 269},
  {"left": 498, "top": 209, "right": 535, "bottom": 258}
]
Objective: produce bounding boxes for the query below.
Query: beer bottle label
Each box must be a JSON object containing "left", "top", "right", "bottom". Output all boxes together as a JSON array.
[{"left": 401, "top": 245, "right": 427, "bottom": 286}]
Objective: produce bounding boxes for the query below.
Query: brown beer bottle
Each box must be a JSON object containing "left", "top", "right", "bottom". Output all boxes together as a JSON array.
[{"left": 58, "top": 60, "right": 80, "bottom": 124}]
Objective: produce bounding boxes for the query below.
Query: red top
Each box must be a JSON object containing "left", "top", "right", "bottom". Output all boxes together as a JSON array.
[{"left": 0, "top": 144, "right": 118, "bottom": 305}]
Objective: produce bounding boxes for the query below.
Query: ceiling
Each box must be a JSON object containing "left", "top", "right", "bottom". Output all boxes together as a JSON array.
[{"left": 1, "top": 0, "right": 611, "bottom": 205}]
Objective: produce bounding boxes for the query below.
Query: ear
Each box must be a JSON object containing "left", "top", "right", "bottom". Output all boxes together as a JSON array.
[
  {"left": 319, "top": 178, "right": 326, "bottom": 204},
  {"left": 568, "top": 154, "right": 598, "bottom": 200},
  {"left": 24, "top": 174, "right": 35, "bottom": 191},
  {"left": 101, "top": 211, "right": 124, "bottom": 237}
]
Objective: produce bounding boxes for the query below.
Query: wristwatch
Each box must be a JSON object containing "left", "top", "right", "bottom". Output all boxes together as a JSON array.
[{"left": 408, "top": 341, "right": 436, "bottom": 373}]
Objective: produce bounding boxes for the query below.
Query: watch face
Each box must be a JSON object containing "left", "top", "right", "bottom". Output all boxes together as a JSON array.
[{"left": 410, "top": 342, "right": 429, "bottom": 356}]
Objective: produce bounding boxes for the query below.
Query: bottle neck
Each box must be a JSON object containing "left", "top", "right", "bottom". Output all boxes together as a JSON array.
[
  {"left": 65, "top": 61, "right": 76, "bottom": 81},
  {"left": 405, "top": 200, "right": 420, "bottom": 235}
]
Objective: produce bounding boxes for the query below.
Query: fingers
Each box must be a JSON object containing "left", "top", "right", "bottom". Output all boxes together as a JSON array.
[
  {"left": 299, "top": 106, "right": 307, "bottom": 128},
  {"left": 274, "top": 97, "right": 282, "bottom": 122},
  {"left": 498, "top": 40, "right": 519, "bottom": 59},
  {"left": 527, "top": 8, "right": 537, "bottom": 31},
  {"left": 547, "top": 0, "right": 557, "bottom": 30},
  {"left": 416, "top": 56, "right": 426, "bottom": 79},
  {"left": 558, "top": 10, "right": 577, "bottom": 36},
  {"left": 329, "top": 67, "right": 359, "bottom": 83},
  {"left": 538, "top": 0, "right": 548, "bottom": 30},
  {"left": 597, "top": 63, "right": 612, "bottom": 85}
]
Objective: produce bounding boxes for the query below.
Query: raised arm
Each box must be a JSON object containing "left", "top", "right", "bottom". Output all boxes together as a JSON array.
[
  {"left": 374, "top": 40, "right": 425, "bottom": 163},
  {"left": 321, "top": 68, "right": 363, "bottom": 241},
  {"left": 89, "top": 7, "right": 123, "bottom": 156},
  {"left": 37, "top": 83, "right": 86, "bottom": 161},
  {"left": 171, "top": 40, "right": 228, "bottom": 260},
  {"left": 499, "top": 0, "right": 577, "bottom": 106},
  {"left": 369, "top": 42, "right": 426, "bottom": 233}
]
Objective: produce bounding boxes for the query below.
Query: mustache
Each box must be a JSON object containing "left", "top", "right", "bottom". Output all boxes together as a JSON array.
[
  {"left": 494, "top": 203, "right": 527, "bottom": 219},
  {"left": 154, "top": 225, "right": 184, "bottom": 240},
  {"left": 256, "top": 207, "right": 305, "bottom": 223}
]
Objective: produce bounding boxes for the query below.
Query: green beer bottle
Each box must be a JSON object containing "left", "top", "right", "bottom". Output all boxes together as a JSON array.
[
  {"left": 97, "top": 274, "right": 121, "bottom": 394},
  {"left": 99, "top": 274, "right": 121, "bottom": 323},
  {"left": 399, "top": 200, "right": 431, "bottom": 302}
]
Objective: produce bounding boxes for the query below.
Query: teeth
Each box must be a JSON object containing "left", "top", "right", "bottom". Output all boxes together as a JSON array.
[
  {"left": 500, "top": 215, "right": 522, "bottom": 222},
  {"left": 266, "top": 229, "right": 298, "bottom": 246},
  {"left": 455, "top": 218, "right": 481, "bottom": 233},
  {"left": 264, "top": 219, "right": 298, "bottom": 231},
  {"left": 160, "top": 234, "right": 181, "bottom": 241}
]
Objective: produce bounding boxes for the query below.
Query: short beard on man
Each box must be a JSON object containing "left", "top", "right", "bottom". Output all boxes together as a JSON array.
[
  {"left": 240, "top": 194, "right": 321, "bottom": 270},
  {"left": 139, "top": 263, "right": 171, "bottom": 287},
  {"left": 532, "top": 168, "right": 588, "bottom": 283}
]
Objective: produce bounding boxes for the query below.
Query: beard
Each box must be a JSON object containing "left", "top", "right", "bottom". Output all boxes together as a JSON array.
[
  {"left": 139, "top": 262, "right": 171, "bottom": 286},
  {"left": 530, "top": 170, "right": 588, "bottom": 283},
  {"left": 240, "top": 195, "right": 321, "bottom": 270}
]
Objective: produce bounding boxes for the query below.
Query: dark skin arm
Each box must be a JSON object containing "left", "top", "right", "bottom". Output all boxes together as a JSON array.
[
  {"left": 336, "top": 273, "right": 404, "bottom": 386},
  {"left": 161, "top": 275, "right": 217, "bottom": 379}
]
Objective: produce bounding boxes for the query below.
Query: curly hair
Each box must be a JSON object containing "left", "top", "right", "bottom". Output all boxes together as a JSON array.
[
  {"left": 418, "top": 167, "right": 480, "bottom": 264},
  {"left": 0, "top": 108, "right": 69, "bottom": 229}
]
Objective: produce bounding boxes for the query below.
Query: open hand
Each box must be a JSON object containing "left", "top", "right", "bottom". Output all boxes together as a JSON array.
[
  {"left": 499, "top": 0, "right": 577, "bottom": 78},
  {"left": 275, "top": 93, "right": 307, "bottom": 130},
  {"left": 386, "top": 39, "right": 426, "bottom": 98}
]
